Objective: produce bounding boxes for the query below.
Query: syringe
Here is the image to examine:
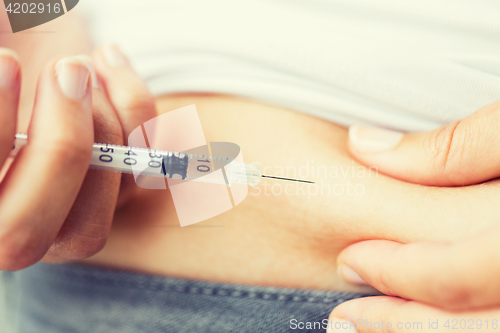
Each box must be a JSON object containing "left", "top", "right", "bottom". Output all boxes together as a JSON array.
[{"left": 10, "top": 133, "right": 314, "bottom": 186}]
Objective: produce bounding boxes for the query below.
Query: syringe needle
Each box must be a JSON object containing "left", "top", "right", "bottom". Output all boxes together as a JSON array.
[{"left": 261, "top": 175, "right": 315, "bottom": 184}]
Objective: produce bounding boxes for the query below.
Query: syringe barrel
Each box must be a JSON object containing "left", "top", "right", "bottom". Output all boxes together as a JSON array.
[{"left": 10, "top": 133, "right": 260, "bottom": 187}]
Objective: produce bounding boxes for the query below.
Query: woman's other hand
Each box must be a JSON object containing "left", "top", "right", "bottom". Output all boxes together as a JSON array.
[{"left": 326, "top": 99, "right": 500, "bottom": 331}]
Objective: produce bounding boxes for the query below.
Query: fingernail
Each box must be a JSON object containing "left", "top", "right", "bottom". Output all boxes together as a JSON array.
[
  {"left": 0, "top": 48, "right": 20, "bottom": 88},
  {"left": 102, "top": 44, "right": 129, "bottom": 67},
  {"left": 349, "top": 125, "right": 403, "bottom": 153},
  {"left": 56, "top": 57, "right": 91, "bottom": 99},
  {"left": 73, "top": 55, "right": 100, "bottom": 89},
  {"left": 338, "top": 264, "right": 367, "bottom": 285},
  {"left": 327, "top": 318, "right": 358, "bottom": 333}
]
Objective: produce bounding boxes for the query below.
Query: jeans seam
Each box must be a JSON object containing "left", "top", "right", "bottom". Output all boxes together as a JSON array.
[{"left": 48, "top": 266, "right": 366, "bottom": 304}]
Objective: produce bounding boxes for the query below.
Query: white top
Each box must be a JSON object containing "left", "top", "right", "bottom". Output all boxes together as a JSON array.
[{"left": 80, "top": 0, "right": 500, "bottom": 132}]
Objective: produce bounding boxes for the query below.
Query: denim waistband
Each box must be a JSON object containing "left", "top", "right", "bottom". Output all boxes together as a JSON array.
[{"left": 7, "top": 263, "right": 374, "bottom": 333}]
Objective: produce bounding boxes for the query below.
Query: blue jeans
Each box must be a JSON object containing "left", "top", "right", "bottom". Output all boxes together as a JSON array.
[{"left": 4, "top": 263, "right": 374, "bottom": 332}]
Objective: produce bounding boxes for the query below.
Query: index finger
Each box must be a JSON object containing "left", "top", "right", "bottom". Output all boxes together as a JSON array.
[
  {"left": 337, "top": 228, "right": 500, "bottom": 311},
  {"left": 92, "top": 44, "right": 157, "bottom": 140},
  {"left": 347, "top": 99, "right": 500, "bottom": 186}
]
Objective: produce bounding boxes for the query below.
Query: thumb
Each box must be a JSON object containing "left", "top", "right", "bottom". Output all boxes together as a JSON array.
[{"left": 348, "top": 100, "right": 500, "bottom": 186}]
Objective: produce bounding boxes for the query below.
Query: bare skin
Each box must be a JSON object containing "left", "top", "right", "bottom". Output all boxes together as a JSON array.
[{"left": 81, "top": 93, "right": 500, "bottom": 293}]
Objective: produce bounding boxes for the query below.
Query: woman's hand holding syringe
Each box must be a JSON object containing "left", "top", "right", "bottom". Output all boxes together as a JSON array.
[{"left": 0, "top": 45, "right": 161, "bottom": 270}]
